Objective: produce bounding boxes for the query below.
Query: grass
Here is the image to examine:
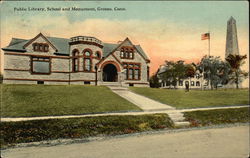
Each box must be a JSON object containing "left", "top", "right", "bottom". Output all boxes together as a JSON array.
[
  {"left": 184, "top": 107, "right": 249, "bottom": 127},
  {"left": 129, "top": 87, "right": 249, "bottom": 109},
  {"left": 0, "top": 114, "right": 174, "bottom": 147},
  {"left": 1, "top": 84, "right": 141, "bottom": 117}
]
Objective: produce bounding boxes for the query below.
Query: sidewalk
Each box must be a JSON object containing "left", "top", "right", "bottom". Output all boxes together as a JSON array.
[{"left": 1, "top": 103, "right": 248, "bottom": 123}]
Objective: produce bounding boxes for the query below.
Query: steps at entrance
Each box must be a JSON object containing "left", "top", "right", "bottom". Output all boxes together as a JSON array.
[{"left": 99, "top": 82, "right": 122, "bottom": 87}]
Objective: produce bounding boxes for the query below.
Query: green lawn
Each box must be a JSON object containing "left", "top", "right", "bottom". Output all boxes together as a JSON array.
[
  {"left": 184, "top": 107, "right": 249, "bottom": 127},
  {"left": 130, "top": 87, "right": 249, "bottom": 109},
  {"left": 1, "top": 84, "right": 141, "bottom": 117},
  {"left": 1, "top": 114, "right": 173, "bottom": 147}
]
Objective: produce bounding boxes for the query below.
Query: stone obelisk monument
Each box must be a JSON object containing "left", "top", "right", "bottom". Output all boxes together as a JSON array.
[
  {"left": 225, "top": 16, "right": 242, "bottom": 88},
  {"left": 225, "top": 16, "right": 239, "bottom": 58}
]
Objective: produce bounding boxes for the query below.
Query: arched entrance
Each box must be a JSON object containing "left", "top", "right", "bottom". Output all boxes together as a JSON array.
[{"left": 102, "top": 64, "right": 118, "bottom": 82}]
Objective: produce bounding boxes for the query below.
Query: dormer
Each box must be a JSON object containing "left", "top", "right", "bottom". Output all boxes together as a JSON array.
[{"left": 23, "top": 33, "right": 58, "bottom": 54}]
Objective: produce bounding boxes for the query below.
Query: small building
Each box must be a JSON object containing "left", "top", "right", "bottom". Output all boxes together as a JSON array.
[
  {"left": 2, "top": 33, "right": 150, "bottom": 87},
  {"left": 157, "top": 65, "right": 208, "bottom": 89}
]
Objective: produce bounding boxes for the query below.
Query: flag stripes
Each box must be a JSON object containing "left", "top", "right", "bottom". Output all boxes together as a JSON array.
[{"left": 201, "top": 33, "right": 210, "bottom": 40}]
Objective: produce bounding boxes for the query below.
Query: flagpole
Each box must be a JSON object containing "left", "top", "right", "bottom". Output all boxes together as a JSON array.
[{"left": 208, "top": 31, "right": 210, "bottom": 57}]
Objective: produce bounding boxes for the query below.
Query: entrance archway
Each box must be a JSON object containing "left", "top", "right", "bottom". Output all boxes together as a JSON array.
[{"left": 103, "top": 64, "right": 118, "bottom": 82}]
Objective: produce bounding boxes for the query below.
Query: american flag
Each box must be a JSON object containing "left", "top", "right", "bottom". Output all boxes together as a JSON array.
[{"left": 201, "top": 33, "right": 210, "bottom": 40}]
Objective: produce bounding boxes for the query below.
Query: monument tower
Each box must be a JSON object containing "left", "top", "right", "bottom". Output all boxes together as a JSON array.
[{"left": 225, "top": 16, "right": 239, "bottom": 58}]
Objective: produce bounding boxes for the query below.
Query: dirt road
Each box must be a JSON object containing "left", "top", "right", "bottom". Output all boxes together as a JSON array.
[{"left": 1, "top": 125, "right": 249, "bottom": 158}]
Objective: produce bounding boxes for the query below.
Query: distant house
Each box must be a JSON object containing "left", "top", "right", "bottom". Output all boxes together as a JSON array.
[
  {"left": 2, "top": 33, "right": 150, "bottom": 87},
  {"left": 156, "top": 65, "right": 208, "bottom": 89}
]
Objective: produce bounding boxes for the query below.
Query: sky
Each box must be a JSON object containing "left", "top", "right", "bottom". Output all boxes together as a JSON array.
[{"left": 0, "top": 1, "right": 249, "bottom": 85}]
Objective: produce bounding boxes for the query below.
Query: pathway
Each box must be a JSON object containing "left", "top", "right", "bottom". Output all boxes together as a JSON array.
[{"left": 109, "top": 86, "right": 190, "bottom": 127}]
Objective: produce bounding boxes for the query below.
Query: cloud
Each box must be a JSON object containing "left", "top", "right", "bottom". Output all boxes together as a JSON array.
[{"left": 1, "top": 16, "right": 249, "bottom": 78}]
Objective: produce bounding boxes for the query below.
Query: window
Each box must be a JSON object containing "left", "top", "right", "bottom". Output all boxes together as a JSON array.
[
  {"left": 95, "top": 51, "right": 101, "bottom": 59},
  {"left": 37, "top": 81, "right": 44, "bottom": 84},
  {"left": 179, "top": 80, "right": 183, "bottom": 86},
  {"left": 120, "top": 46, "right": 134, "bottom": 59},
  {"left": 129, "top": 52, "right": 133, "bottom": 58},
  {"left": 123, "top": 62, "right": 140, "bottom": 80},
  {"left": 35, "top": 45, "right": 39, "bottom": 51},
  {"left": 33, "top": 43, "right": 49, "bottom": 52},
  {"left": 72, "top": 50, "right": 79, "bottom": 72},
  {"left": 191, "top": 81, "right": 195, "bottom": 86},
  {"left": 44, "top": 45, "right": 49, "bottom": 52},
  {"left": 120, "top": 49, "right": 124, "bottom": 58},
  {"left": 83, "top": 49, "right": 93, "bottom": 72},
  {"left": 84, "top": 58, "right": 91, "bottom": 71},
  {"left": 196, "top": 81, "right": 200, "bottom": 86},
  {"left": 129, "top": 69, "right": 133, "bottom": 79},
  {"left": 31, "top": 57, "right": 51, "bottom": 74},
  {"left": 196, "top": 74, "right": 200, "bottom": 79},
  {"left": 134, "top": 69, "right": 139, "bottom": 80},
  {"left": 84, "top": 51, "right": 91, "bottom": 57}
]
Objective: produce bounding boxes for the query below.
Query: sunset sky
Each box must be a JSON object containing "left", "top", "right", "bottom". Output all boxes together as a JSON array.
[{"left": 0, "top": 1, "right": 249, "bottom": 79}]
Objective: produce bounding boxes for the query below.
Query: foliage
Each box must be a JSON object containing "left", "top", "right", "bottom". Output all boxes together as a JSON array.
[
  {"left": 0, "top": 114, "right": 174, "bottom": 147},
  {"left": 184, "top": 107, "right": 249, "bottom": 127},
  {"left": 149, "top": 73, "right": 160, "bottom": 88},
  {"left": 130, "top": 87, "right": 249, "bottom": 109},
  {"left": 2, "top": 84, "right": 141, "bottom": 117},
  {"left": 226, "top": 54, "right": 248, "bottom": 89},
  {"left": 158, "top": 60, "right": 197, "bottom": 88},
  {"left": 198, "top": 55, "right": 231, "bottom": 89},
  {"left": 185, "top": 63, "right": 197, "bottom": 78}
]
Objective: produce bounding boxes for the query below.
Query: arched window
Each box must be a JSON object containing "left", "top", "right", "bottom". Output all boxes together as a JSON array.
[
  {"left": 83, "top": 49, "right": 93, "bottom": 72},
  {"left": 84, "top": 51, "right": 91, "bottom": 57},
  {"left": 95, "top": 51, "right": 101, "bottom": 59},
  {"left": 191, "top": 81, "right": 195, "bottom": 86},
  {"left": 196, "top": 81, "right": 200, "bottom": 86},
  {"left": 72, "top": 49, "right": 79, "bottom": 72}
]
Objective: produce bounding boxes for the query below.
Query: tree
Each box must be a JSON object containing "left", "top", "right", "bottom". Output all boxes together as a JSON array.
[
  {"left": 184, "top": 63, "right": 197, "bottom": 91},
  {"left": 198, "top": 55, "right": 230, "bottom": 89},
  {"left": 149, "top": 73, "right": 160, "bottom": 88},
  {"left": 226, "top": 54, "right": 248, "bottom": 89},
  {"left": 159, "top": 60, "right": 186, "bottom": 88}
]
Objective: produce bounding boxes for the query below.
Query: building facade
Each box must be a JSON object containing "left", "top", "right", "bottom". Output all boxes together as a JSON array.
[
  {"left": 156, "top": 65, "right": 208, "bottom": 90},
  {"left": 2, "top": 33, "right": 150, "bottom": 87}
]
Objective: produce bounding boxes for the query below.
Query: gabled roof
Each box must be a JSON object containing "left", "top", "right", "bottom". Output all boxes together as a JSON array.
[
  {"left": 102, "top": 38, "right": 149, "bottom": 60},
  {"left": 2, "top": 35, "right": 150, "bottom": 60},
  {"left": 23, "top": 33, "right": 58, "bottom": 51}
]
